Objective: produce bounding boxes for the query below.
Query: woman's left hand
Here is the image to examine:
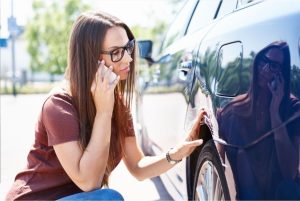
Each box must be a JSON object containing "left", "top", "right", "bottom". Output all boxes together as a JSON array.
[{"left": 168, "top": 109, "right": 207, "bottom": 161}]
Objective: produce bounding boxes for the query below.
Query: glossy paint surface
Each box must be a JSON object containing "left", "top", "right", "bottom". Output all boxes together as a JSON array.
[{"left": 137, "top": 0, "right": 300, "bottom": 200}]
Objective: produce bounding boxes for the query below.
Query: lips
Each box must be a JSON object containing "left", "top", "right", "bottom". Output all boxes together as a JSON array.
[{"left": 120, "top": 66, "right": 130, "bottom": 72}]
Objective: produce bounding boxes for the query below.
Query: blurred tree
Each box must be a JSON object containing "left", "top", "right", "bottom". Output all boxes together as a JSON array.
[
  {"left": 131, "top": 0, "right": 185, "bottom": 90},
  {"left": 131, "top": 20, "right": 168, "bottom": 56},
  {"left": 131, "top": 0, "right": 184, "bottom": 56},
  {"left": 25, "top": 0, "right": 90, "bottom": 80}
]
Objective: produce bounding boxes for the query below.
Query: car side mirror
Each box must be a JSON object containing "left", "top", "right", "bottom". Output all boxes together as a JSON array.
[{"left": 137, "top": 40, "right": 154, "bottom": 65}]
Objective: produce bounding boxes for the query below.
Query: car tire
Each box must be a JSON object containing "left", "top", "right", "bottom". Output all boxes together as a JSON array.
[{"left": 192, "top": 140, "right": 230, "bottom": 201}]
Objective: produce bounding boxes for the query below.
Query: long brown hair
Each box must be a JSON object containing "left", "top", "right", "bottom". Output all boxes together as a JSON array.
[{"left": 65, "top": 11, "right": 136, "bottom": 186}]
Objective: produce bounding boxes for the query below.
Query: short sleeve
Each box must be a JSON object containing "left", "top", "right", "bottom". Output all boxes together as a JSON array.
[{"left": 42, "top": 92, "right": 80, "bottom": 146}]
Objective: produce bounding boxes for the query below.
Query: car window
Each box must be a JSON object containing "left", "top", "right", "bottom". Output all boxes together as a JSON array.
[
  {"left": 186, "top": 0, "right": 221, "bottom": 34},
  {"left": 160, "top": 0, "right": 197, "bottom": 51},
  {"left": 216, "top": 42, "right": 243, "bottom": 96},
  {"left": 216, "top": 0, "right": 238, "bottom": 18}
]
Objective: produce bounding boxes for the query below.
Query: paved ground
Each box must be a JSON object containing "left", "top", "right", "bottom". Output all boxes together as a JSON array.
[{"left": 0, "top": 94, "right": 173, "bottom": 201}]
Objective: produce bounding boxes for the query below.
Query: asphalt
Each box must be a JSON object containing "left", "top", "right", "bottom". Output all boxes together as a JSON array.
[{"left": 0, "top": 94, "right": 173, "bottom": 201}]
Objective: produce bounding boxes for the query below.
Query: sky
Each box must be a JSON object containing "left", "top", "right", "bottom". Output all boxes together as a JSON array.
[{"left": 0, "top": 0, "right": 180, "bottom": 38}]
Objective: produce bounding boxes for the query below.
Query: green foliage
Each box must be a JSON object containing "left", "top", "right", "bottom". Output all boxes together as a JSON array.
[
  {"left": 0, "top": 82, "right": 59, "bottom": 94},
  {"left": 25, "top": 0, "right": 90, "bottom": 75},
  {"left": 131, "top": 20, "right": 168, "bottom": 55},
  {"left": 291, "top": 65, "right": 300, "bottom": 98},
  {"left": 131, "top": 20, "right": 169, "bottom": 85}
]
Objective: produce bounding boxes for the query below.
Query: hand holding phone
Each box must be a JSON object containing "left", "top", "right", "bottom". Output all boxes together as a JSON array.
[
  {"left": 91, "top": 60, "right": 118, "bottom": 113},
  {"left": 271, "top": 78, "right": 278, "bottom": 91},
  {"left": 268, "top": 73, "right": 284, "bottom": 113},
  {"left": 98, "top": 60, "right": 118, "bottom": 84}
]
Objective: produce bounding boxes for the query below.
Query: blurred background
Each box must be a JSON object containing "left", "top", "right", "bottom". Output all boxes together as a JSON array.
[
  {"left": 0, "top": 0, "right": 183, "bottom": 95},
  {"left": 0, "top": 0, "right": 184, "bottom": 200}
]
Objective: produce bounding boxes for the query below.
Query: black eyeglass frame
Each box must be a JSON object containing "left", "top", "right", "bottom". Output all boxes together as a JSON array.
[
  {"left": 258, "top": 55, "right": 283, "bottom": 73},
  {"left": 101, "top": 39, "right": 135, "bottom": 62}
]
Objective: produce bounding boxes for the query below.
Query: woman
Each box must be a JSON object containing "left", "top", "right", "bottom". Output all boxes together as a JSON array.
[
  {"left": 5, "top": 11, "right": 206, "bottom": 200},
  {"left": 217, "top": 41, "right": 300, "bottom": 200}
]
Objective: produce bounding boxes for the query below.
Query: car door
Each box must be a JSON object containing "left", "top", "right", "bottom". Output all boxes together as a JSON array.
[
  {"left": 192, "top": 0, "right": 300, "bottom": 199},
  {"left": 138, "top": 0, "right": 198, "bottom": 198}
]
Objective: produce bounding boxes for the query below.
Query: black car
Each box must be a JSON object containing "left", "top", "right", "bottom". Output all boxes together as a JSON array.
[{"left": 137, "top": 0, "right": 300, "bottom": 200}]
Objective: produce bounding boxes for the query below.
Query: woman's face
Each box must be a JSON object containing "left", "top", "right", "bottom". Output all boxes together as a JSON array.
[
  {"left": 257, "top": 47, "right": 284, "bottom": 88},
  {"left": 100, "top": 26, "right": 133, "bottom": 81}
]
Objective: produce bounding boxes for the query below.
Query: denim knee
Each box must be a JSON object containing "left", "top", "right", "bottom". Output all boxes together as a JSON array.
[
  {"left": 99, "top": 188, "right": 124, "bottom": 201},
  {"left": 57, "top": 188, "right": 124, "bottom": 201}
]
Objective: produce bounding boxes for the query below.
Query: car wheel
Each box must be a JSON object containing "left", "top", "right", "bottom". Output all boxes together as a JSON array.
[{"left": 192, "top": 140, "right": 230, "bottom": 201}]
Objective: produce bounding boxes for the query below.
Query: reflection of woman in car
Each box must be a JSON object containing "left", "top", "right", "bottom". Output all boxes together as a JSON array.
[{"left": 217, "top": 41, "right": 300, "bottom": 200}]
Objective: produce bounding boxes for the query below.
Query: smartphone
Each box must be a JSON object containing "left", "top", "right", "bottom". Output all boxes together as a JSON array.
[
  {"left": 271, "top": 78, "right": 277, "bottom": 90},
  {"left": 98, "top": 60, "right": 118, "bottom": 84}
]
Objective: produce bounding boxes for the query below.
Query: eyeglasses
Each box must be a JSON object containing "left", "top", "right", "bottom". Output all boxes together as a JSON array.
[
  {"left": 258, "top": 55, "right": 282, "bottom": 73},
  {"left": 101, "top": 39, "right": 135, "bottom": 62}
]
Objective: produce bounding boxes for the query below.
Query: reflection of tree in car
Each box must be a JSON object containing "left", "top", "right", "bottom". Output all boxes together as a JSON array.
[
  {"left": 291, "top": 64, "right": 300, "bottom": 98},
  {"left": 197, "top": 47, "right": 218, "bottom": 93},
  {"left": 217, "top": 41, "right": 300, "bottom": 200},
  {"left": 217, "top": 56, "right": 241, "bottom": 96}
]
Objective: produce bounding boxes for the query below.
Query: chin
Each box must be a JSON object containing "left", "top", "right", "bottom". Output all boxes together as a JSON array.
[
  {"left": 119, "top": 76, "right": 127, "bottom": 81},
  {"left": 120, "top": 74, "right": 129, "bottom": 81}
]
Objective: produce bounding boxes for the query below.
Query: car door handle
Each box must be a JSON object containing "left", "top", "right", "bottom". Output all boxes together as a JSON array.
[
  {"left": 178, "top": 60, "right": 193, "bottom": 81},
  {"left": 178, "top": 60, "right": 192, "bottom": 73}
]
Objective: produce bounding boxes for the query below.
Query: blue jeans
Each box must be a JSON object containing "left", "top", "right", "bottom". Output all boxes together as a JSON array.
[{"left": 57, "top": 188, "right": 124, "bottom": 201}]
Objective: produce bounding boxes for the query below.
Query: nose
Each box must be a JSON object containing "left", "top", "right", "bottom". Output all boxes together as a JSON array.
[{"left": 123, "top": 49, "right": 133, "bottom": 63}]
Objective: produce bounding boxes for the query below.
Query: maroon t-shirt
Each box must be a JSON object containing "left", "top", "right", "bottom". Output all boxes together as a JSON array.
[{"left": 5, "top": 89, "right": 135, "bottom": 200}]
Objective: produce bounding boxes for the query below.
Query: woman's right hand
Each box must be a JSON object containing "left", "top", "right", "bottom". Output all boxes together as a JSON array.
[
  {"left": 168, "top": 109, "right": 207, "bottom": 160},
  {"left": 268, "top": 73, "right": 284, "bottom": 117},
  {"left": 91, "top": 60, "right": 120, "bottom": 115}
]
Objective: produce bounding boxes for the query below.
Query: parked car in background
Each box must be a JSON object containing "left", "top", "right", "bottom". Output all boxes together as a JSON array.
[{"left": 136, "top": 0, "right": 300, "bottom": 200}]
